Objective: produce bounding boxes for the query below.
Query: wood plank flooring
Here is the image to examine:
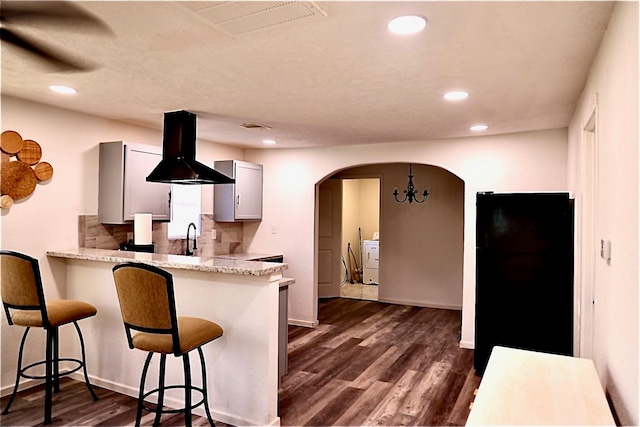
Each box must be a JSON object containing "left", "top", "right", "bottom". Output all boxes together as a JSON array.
[
  {"left": 1, "top": 298, "right": 480, "bottom": 426},
  {"left": 0, "top": 377, "right": 227, "bottom": 426},
  {"left": 279, "top": 298, "right": 481, "bottom": 426}
]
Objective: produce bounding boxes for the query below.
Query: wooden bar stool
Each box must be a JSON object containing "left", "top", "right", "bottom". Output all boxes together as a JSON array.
[
  {"left": 112, "top": 262, "right": 223, "bottom": 427},
  {"left": 0, "top": 250, "right": 98, "bottom": 425}
]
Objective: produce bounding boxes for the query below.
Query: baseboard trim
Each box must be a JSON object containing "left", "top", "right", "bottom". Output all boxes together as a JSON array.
[
  {"left": 288, "top": 318, "right": 319, "bottom": 328},
  {"left": 67, "top": 373, "right": 277, "bottom": 426},
  {"left": 1, "top": 378, "right": 42, "bottom": 398},
  {"left": 1, "top": 374, "right": 274, "bottom": 426},
  {"left": 377, "top": 297, "right": 462, "bottom": 311},
  {"left": 459, "top": 340, "right": 475, "bottom": 350}
]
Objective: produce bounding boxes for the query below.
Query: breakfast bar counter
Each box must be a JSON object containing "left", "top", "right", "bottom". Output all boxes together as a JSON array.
[
  {"left": 47, "top": 248, "right": 286, "bottom": 275},
  {"left": 47, "top": 248, "right": 287, "bottom": 426}
]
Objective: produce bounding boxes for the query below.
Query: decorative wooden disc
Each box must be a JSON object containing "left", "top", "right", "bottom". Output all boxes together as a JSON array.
[
  {"left": 1, "top": 131, "right": 23, "bottom": 154},
  {"left": 1, "top": 161, "right": 37, "bottom": 200},
  {"left": 17, "top": 140, "right": 42, "bottom": 165},
  {"left": 0, "top": 195, "right": 13, "bottom": 209},
  {"left": 34, "top": 161, "right": 54, "bottom": 181}
]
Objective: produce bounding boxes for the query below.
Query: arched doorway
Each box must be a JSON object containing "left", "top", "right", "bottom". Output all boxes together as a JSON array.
[{"left": 316, "top": 162, "right": 465, "bottom": 313}]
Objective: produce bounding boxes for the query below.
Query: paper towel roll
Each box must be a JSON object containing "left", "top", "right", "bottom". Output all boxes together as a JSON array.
[{"left": 134, "top": 213, "right": 152, "bottom": 245}]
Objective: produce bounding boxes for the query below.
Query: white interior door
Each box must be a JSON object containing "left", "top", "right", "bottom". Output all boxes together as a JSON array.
[{"left": 318, "top": 179, "right": 342, "bottom": 298}]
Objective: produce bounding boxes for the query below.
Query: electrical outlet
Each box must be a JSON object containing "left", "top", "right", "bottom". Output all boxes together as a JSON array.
[{"left": 212, "top": 229, "right": 217, "bottom": 240}]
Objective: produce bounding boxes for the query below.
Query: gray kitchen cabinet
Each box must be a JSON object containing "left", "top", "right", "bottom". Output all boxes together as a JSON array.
[
  {"left": 213, "top": 160, "right": 263, "bottom": 222},
  {"left": 99, "top": 141, "right": 171, "bottom": 224}
]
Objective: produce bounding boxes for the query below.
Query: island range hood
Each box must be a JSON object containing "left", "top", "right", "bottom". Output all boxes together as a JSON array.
[{"left": 146, "top": 110, "right": 235, "bottom": 185}]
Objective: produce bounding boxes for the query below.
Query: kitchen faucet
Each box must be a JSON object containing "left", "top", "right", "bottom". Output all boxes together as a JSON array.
[{"left": 186, "top": 222, "right": 197, "bottom": 256}]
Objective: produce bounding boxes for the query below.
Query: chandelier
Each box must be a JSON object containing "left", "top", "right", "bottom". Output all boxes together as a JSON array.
[{"left": 393, "top": 163, "right": 429, "bottom": 204}]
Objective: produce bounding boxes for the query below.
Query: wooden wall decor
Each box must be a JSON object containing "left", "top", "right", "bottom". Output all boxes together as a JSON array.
[{"left": 1, "top": 130, "right": 55, "bottom": 209}]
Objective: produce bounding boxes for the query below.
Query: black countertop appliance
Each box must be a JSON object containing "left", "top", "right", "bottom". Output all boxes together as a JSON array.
[{"left": 119, "top": 242, "right": 156, "bottom": 253}]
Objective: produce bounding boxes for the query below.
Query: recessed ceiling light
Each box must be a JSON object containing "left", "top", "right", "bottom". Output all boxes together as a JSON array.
[
  {"left": 388, "top": 15, "right": 427, "bottom": 35},
  {"left": 470, "top": 124, "right": 489, "bottom": 131},
  {"left": 49, "top": 85, "right": 77, "bottom": 94},
  {"left": 262, "top": 139, "right": 277, "bottom": 145},
  {"left": 444, "top": 91, "right": 469, "bottom": 101}
]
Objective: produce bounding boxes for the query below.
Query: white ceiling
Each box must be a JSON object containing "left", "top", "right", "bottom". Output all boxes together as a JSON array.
[{"left": 1, "top": 1, "right": 615, "bottom": 149}]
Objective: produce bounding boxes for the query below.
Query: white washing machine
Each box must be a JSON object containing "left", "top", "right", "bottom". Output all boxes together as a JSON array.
[{"left": 363, "top": 240, "right": 379, "bottom": 285}]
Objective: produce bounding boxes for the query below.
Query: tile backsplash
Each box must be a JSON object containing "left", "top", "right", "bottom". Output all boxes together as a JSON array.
[{"left": 78, "top": 215, "right": 243, "bottom": 257}]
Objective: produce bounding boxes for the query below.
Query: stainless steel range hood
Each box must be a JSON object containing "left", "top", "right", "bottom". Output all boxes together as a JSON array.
[{"left": 146, "top": 110, "right": 235, "bottom": 185}]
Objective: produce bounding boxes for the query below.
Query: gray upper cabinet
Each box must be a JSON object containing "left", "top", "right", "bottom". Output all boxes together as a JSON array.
[
  {"left": 99, "top": 141, "right": 172, "bottom": 224},
  {"left": 214, "top": 160, "right": 263, "bottom": 222}
]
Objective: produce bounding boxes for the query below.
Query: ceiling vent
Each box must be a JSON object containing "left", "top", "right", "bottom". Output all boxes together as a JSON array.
[{"left": 179, "top": 1, "right": 327, "bottom": 36}]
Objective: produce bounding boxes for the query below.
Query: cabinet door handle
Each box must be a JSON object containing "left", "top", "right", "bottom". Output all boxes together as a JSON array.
[{"left": 236, "top": 194, "right": 241, "bottom": 206}]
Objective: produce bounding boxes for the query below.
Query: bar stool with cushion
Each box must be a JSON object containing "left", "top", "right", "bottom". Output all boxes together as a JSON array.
[
  {"left": 0, "top": 250, "right": 98, "bottom": 425},
  {"left": 112, "top": 262, "right": 223, "bottom": 427}
]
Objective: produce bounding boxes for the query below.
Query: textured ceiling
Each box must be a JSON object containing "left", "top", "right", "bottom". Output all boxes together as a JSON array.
[{"left": 1, "top": 1, "right": 615, "bottom": 149}]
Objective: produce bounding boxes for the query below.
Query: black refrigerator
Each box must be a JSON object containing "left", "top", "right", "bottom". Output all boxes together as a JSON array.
[{"left": 474, "top": 192, "right": 574, "bottom": 373}]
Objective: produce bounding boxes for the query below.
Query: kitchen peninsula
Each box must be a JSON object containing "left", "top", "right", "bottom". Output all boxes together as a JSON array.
[{"left": 47, "top": 248, "right": 287, "bottom": 426}]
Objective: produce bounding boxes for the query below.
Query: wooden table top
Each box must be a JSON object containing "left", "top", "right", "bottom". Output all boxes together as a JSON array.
[{"left": 466, "top": 346, "right": 615, "bottom": 426}]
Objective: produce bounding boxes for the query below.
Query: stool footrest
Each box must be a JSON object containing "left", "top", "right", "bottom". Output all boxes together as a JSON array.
[
  {"left": 19, "top": 357, "right": 85, "bottom": 381},
  {"left": 142, "top": 384, "right": 208, "bottom": 414}
]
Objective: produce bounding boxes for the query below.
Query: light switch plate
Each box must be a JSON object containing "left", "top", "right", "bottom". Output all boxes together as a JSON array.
[{"left": 600, "top": 238, "right": 611, "bottom": 261}]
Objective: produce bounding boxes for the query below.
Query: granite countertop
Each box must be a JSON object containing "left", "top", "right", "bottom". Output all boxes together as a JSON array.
[
  {"left": 47, "top": 248, "right": 287, "bottom": 277},
  {"left": 213, "top": 253, "right": 283, "bottom": 262},
  {"left": 279, "top": 277, "right": 296, "bottom": 287}
]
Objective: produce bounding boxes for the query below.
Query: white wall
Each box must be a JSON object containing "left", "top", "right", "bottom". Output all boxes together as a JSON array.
[
  {"left": 341, "top": 178, "right": 380, "bottom": 282},
  {"left": 567, "top": 2, "right": 639, "bottom": 424},
  {"left": 0, "top": 96, "right": 243, "bottom": 394},
  {"left": 341, "top": 179, "right": 361, "bottom": 278},
  {"left": 378, "top": 163, "right": 463, "bottom": 309},
  {"left": 355, "top": 178, "right": 380, "bottom": 244},
  {"left": 245, "top": 128, "right": 568, "bottom": 340}
]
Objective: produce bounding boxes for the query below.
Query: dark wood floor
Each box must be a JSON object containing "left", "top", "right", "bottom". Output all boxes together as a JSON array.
[
  {"left": 1, "top": 298, "right": 480, "bottom": 426},
  {"left": 0, "top": 376, "right": 221, "bottom": 426},
  {"left": 279, "top": 298, "right": 481, "bottom": 426}
]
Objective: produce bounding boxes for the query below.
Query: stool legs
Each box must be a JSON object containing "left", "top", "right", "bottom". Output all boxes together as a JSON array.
[
  {"left": 183, "top": 353, "right": 192, "bottom": 427},
  {"left": 73, "top": 321, "right": 99, "bottom": 401},
  {"left": 1, "top": 323, "right": 98, "bottom": 425},
  {"left": 136, "top": 352, "right": 154, "bottom": 427},
  {"left": 135, "top": 349, "right": 216, "bottom": 427},
  {"left": 197, "top": 346, "right": 216, "bottom": 426},
  {"left": 45, "top": 328, "right": 55, "bottom": 424},
  {"left": 52, "top": 327, "right": 60, "bottom": 393},
  {"left": 154, "top": 354, "right": 167, "bottom": 427},
  {"left": 1, "top": 327, "right": 30, "bottom": 415}
]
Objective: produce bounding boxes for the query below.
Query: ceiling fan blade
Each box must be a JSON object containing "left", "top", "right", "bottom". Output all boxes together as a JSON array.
[
  {"left": 0, "top": 27, "right": 94, "bottom": 72},
  {"left": 0, "top": 1, "right": 112, "bottom": 35}
]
